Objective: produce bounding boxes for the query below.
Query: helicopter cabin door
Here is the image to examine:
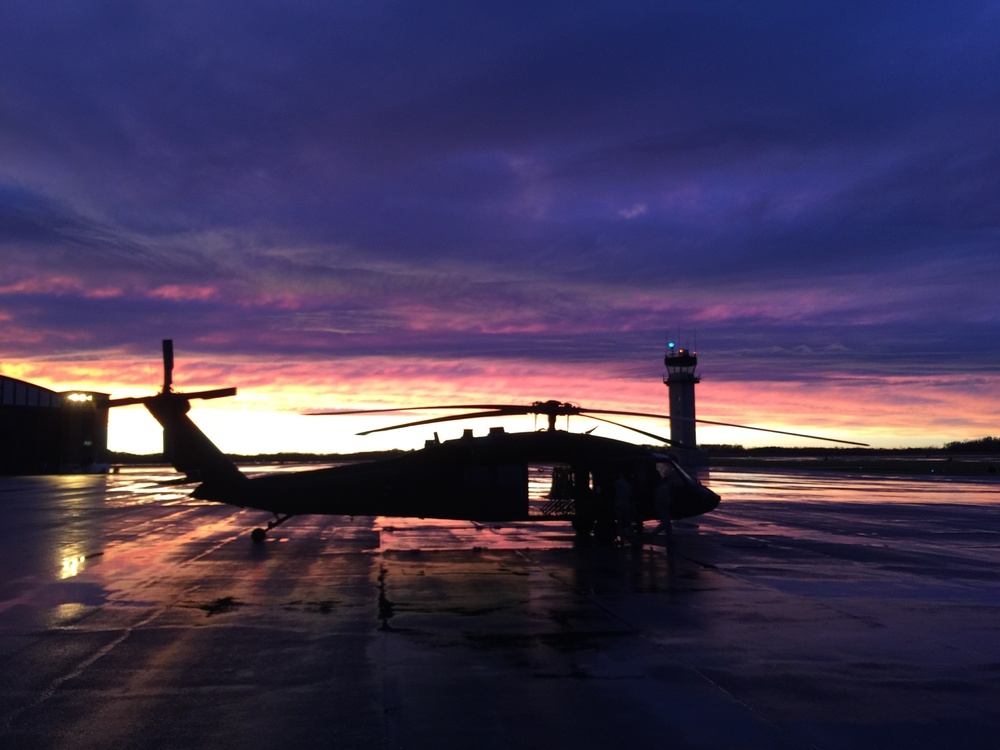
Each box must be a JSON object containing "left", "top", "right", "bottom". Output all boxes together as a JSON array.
[{"left": 461, "top": 461, "right": 528, "bottom": 521}]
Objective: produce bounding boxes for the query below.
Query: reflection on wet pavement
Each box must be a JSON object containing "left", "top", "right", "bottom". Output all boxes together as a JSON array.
[{"left": 1, "top": 466, "right": 998, "bottom": 749}]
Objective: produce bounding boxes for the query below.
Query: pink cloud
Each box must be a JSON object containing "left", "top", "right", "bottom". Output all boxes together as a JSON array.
[{"left": 148, "top": 285, "right": 219, "bottom": 302}]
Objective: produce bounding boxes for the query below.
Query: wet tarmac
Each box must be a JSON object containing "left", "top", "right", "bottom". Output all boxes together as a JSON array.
[{"left": 1, "top": 466, "right": 999, "bottom": 749}]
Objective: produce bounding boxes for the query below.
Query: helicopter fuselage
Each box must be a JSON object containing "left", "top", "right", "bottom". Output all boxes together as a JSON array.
[
  {"left": 115, "top": 340, "right": 728, "bottom": 539},
  {"left": 192, "top": 426, "right": 720, "bottom": 523}
]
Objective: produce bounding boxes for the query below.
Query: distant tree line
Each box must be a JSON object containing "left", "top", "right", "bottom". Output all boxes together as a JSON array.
[
  {"left": 943, "top": 437, "right": 1000, "bottom": 453},
  {"left": 705, "top": 439, "right": 1000, "bottom": 456}
]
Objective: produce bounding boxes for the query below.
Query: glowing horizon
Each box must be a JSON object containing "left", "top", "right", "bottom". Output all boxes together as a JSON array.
[{"left": 6, "top": 352, "right": 993, "bottom": 455}]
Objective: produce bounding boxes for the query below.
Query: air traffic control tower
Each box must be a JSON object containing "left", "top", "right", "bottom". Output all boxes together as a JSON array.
[{"left": 663, "top": 342, "right": 700, "bottom": 453}]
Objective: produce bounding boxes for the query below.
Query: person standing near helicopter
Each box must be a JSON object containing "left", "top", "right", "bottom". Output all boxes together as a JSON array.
[
  {"left": 613, "top": 471, "right": 636, "bottom": 545},
  {"left": 652, "top": 462, "right": 682, "bottom": 543}
]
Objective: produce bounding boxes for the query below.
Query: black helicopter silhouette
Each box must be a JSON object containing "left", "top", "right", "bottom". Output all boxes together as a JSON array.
[{"left": 109, "top": 341, "right": 866, "bottom": 542}]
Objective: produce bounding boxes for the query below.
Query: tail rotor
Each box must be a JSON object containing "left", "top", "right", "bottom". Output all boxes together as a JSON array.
[
  {"left": 163, "top": 338, "right": 174, "bottom": 393},
  {"left": 106, "top": 341, "right": 242, "bottom": 486},
  {"left": 108, "top": 340, "right": 236, "bottom": 408}
]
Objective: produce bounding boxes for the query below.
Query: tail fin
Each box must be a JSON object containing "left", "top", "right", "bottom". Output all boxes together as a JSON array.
[
  {"left": 144, "top": 393, "right": 247, "bottom": 499},
  {"left": 106, "top": 340, "right": 246, "bottom": 501}
]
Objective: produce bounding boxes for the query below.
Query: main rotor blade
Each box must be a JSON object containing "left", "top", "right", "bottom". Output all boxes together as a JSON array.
[
  {"left": 318, "top": 400, "right": 869, "bottom": 447},
  {"left": 579, "top": 407, "right": 673, "bottom": 420},
  {"left": 669, "top": 415, "right": 869, "bottom": 446},
  {"left": 579, "top": 407, "right": 869, "bottom": 447},
  {"left": 583, "top": 415, "right": 690, "bottom": 449},
  {"left": 310, "top": 404, "right": 513, "bottom": 416},
  {"left": 357, "top": 408, "right": 529, "bottom": 435}
]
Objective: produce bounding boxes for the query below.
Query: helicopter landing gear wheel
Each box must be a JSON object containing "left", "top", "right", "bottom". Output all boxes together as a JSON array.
[
  {"left": 250, "top": 513, "right": 294, "bottom": 542},
  {"left": 593, "top": 517, "right": 616, "bottom": 545}
]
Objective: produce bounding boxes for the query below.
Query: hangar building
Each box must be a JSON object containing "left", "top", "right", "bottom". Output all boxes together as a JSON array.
[{"left": 0, "top": 375, "right": 110, "bottom": 475}]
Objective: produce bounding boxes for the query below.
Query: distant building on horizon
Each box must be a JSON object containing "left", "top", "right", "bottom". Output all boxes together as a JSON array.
[{"left": 0, "top": 375, "right": 110, "bottom": 475}]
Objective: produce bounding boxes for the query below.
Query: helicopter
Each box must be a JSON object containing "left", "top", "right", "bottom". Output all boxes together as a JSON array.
[{"left": 109, "top": 341, "right": 866, "bottom": 543}]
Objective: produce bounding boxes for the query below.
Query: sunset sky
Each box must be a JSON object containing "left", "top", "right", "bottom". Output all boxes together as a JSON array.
[{"left": 2, "top": 2, "right": 998, "bottom": 454}]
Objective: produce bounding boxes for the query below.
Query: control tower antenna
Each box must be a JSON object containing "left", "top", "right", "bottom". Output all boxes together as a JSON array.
[{"left": 663, "top": 339, "right": 700, "bottom": 449}]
